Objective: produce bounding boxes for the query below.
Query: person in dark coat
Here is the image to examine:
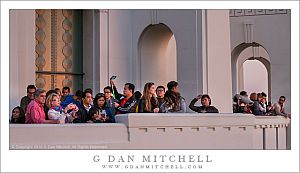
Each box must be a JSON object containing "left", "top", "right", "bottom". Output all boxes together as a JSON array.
[
  {"left": 189, "top": 94, "right": 219, "bottom": 113},
  {"left": 110, "top": 80, "right": 137, "bottom": 114},
  {"left": 89, "top": 93, "right": 114, "bottom": 123}
]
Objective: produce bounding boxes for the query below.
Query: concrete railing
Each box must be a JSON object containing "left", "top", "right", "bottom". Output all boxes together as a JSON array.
[
  {"left": 10, "top": 123, "right": 129, "bottom": 149},
  {"left": 253, "top": 116, "right": 290, "bottom": 150},
  {"left": 9, "top": 113, "right": 290, "bottom": 149}
]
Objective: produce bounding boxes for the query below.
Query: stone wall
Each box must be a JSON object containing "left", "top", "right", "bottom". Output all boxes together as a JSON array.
[{"left": 10, "top": 114, "right": 290, "bottom": 150}]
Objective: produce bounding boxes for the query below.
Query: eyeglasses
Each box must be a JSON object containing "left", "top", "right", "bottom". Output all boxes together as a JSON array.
[
  {"left": 279, "top": 99, "right": 285, "bottom": 102},
  {"left": 157, "top": 90, "right": 164, "bottom": 92}
]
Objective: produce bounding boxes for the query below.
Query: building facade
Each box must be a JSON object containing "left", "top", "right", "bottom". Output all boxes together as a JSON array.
[{"left": 9, "top": 9, "right": 291, "bottom": 114}]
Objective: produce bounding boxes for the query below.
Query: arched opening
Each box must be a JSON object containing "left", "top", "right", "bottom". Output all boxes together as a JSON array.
[
  {"left": 243, "top": 59, "right": 268, "bottom": 95},
  {"left": 137, "top": 23, "right": 177, "bottom": 89},
  {"left": 232, "top": 42, "right": 271, "bottom": 99}
]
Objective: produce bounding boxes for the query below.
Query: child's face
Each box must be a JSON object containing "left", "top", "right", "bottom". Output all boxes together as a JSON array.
[{"left": 12, "top": 108, "right": 20, "bottom": 119}]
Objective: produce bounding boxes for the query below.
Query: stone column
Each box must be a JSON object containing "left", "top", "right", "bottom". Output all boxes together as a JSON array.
[
  {"left": 9, "top": 10, "right": 35, "bottom": 112},
  {"left": 202, "top": 10, "right": 233, "bottom": 113},
  {"left": 82, "top": 10, "right": 101, "bottom": 93}
]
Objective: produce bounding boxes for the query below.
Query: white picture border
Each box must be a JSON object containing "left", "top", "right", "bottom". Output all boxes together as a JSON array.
[{"left": 1, "top": 1, "right": 299, "bottom": 172}]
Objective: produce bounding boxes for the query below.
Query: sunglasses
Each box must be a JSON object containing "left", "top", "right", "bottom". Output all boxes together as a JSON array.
[{"left": 96, "top": 93, "right": 105, "bottom": 97}]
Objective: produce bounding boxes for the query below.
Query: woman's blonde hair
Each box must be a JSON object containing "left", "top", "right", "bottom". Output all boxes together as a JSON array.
[{"left": 46, "top": 93, "right": 59, "bottom": 108}]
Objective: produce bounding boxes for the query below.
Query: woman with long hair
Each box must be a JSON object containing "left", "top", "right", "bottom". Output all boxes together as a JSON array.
[
  {"left": 160, "top": 81, "right": 186, "bottom": 113},
  {"left": 138, "top": 82, "right": 159, "bottom": 113},
  {"left": 10, "top": 106, "right": 25, "bottom": 123}
]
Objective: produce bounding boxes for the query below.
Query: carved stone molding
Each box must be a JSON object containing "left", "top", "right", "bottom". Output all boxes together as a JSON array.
[
  {"left": 230, "top": 9, "right": 287, "bottom": 17},
  {"left": 62, "top": 10, "right": 73, "bottom": 88}
]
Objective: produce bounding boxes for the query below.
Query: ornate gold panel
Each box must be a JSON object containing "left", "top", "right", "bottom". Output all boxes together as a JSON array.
[{"left": 35, "top": 9, "right": 83, "bottom": 93}]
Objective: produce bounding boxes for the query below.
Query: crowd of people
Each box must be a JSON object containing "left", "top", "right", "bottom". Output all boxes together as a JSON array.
[
  {"left": 10, "top": 79, "right": 289, "bottom": 124},
  {"left": 232, "top": 91, "right": 289, "bottom": 117}
]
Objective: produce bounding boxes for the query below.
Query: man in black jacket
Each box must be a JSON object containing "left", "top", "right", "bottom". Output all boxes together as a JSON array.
[
  {"left": 74, "top": 90, "right": 92, "bottom": 123},
  {"left": 110, "top": 80, "right": 137, "bottom": 114}
]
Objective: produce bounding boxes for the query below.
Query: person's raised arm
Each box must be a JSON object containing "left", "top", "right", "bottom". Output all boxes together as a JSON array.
[
  {"left": 189, "top": 95, "right": 201, "bottom": 112},
  {"left": 110, "top": 79, "right": 123, "bottom": 100}
]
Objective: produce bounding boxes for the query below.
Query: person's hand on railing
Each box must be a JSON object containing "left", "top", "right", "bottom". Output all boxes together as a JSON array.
[
  {"left": 284, "top": 114, "right": 291, "bottom": 119},
  {"left": 153, "top": 108, "right": 160, "bottom": 113}
]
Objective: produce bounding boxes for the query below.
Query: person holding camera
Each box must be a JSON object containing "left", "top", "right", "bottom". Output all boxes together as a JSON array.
[
  {"left": 110, "top": 77, "right": 137, "bottom": 114},
  {"left": 232, "top": 93, "right": 253, "bottom": 113},
  {"left": 26, "top": 89, "right": 59, "bottom": 124},
  {"left": 251, "top": 93, "right": 267, "bottom": 115},
  {"left": 88, "top": 93, "right": 114, "bottom": 123},
  {"left": 46, "top": 93, "right": 78, "bottom": 123},
  {"left": 189, "top": 94, "right": 219, "bottom": 113}
]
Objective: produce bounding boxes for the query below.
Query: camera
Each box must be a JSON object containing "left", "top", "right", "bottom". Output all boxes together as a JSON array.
[{"left": 110, "top": 76, "right": 117, "bottom": 80}]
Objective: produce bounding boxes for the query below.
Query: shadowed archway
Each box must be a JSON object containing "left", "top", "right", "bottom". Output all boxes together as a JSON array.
[
  {"left": 232, "top": 42, "right": 271, "bottom": 99},
  {"left": 137, "top": 23, "right": 177, "bottom": 89}
]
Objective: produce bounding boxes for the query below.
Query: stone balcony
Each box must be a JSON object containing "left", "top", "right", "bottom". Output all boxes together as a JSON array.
[{"left": 9, "top": 113, "right": 290, "bottom": 150}]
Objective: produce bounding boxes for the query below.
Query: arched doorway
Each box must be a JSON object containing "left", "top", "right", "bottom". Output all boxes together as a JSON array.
[
  {"left": 243, "top": 59, "right": 268, "bottom": 95},
  {"left": 137, "top": 23, "right": 177, "bottom": 89},
  {"left": 232, "top": 42, "right": 271, "bottom": 99}
]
